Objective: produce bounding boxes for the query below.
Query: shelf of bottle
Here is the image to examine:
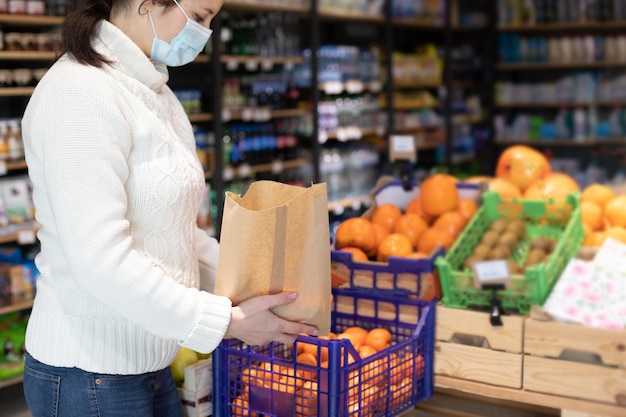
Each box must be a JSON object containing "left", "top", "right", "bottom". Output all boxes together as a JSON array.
[
  {"left": 206, "top": 158, "right": 309, "bottom": 180},
  {"left": 0, "top": 160, "right": 28, "bottom": 174},
  {"left": 0, "top": 295, "right": 33, "bottom": 316},
  {"left": 393, "top": 81, "right": 442, "bottom": 90},
  {"left": 0, "top": 87, "right": 35, "bottom": 96},
  {"left": 320, "top": 127, "right": 384, "bottom": 142},
  {"left": 328, "top": 194, "right": 372, "bottom": 215},
  {"left": 496, "top": 61, "right": 626, "bottom": 71},
  {"left": 495, "top": 139, "right": 626, "bottom": 147},
  {"left": 495, "top": 102, "right": 626, "bottom": 109},
  {"left": 0, "top": 374, "right": 24, "bottom": 389},
  {"left": 222, "top": 107, "right": 307, "bottom": 122},
  {"left": 0, "top": 13, "right": 64, "bottom": 26},
  {"left": 319, "top": 8, "right": 384, "bottom": 24},
  {"left": 221, "top": 54, "right": 304, "bottom": 71},
  {"left": 393, "top": 103, "right": 439, "bottom": 111},
  {"left": 497, "top": 20, "right": 626, "bottom": 32},
  {"left": 224, "top": 1, "right": 310, "bottom": 14},
  {"left": 0, "top": 50, "right": 58, "bottom": 61},
  {"left": 187, "top": 113, "right": 213, "bottom": 123}
]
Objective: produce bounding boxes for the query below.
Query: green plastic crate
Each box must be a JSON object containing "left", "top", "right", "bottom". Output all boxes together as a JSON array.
[{"left": 435, "top": 191, "right": 584, "bottom": 314}]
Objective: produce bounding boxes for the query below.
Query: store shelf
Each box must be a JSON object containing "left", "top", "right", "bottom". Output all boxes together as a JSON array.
[
  {"left": 495, "top": 101, "right": 626, "bottom": 109},
  {"left": 321, "top": 126, "right": 384, "bottom": 142},
  {"left": 0, "top": 14, "right": 63, "bottom": 26},
  {"left": 0, "top": 296, "right": 33, "bottom": 316},
  {"left": 0, "top": 87, "right": 35, "bottom": 97},
  {"left": 394, "top": 124, "right": 444, "bottom": 134},
  {"left": 210, "top": 158, "right": 309, "bottom": 180},
  {"left": 328, "top": 194, "right": 372, "bottom": 214},
  {"left": 497, "top": 21, "right": 626, "bottom": 32},
  {"left": 496, "top": 61, "right": 626, "bottom": 71},
  {"left": 187, "top": 113, "right": 213, "bottom": 123},
  {"left": 392, "top": 17, "right": 444, "bottom": 29},
  {"left": 222, "top": 107, "right": 307, "bottom": 122},
  {"left": 223, "top": 1, "right": 309, "bottom": 14},
  {"left": 319, "top": 80, "right": 383, "bottom": 95},
  {"left": 495, "top": 139, "right": 626, "bottom": 147},
  {"left": 394, "top": 81, "right": 442, "bottom": 90},
  {"left": 319, "top": 8, "right": 384, "bottom": 24},
  {"left": 0, "top": 51, "right": 58, "bottom": 61},
  {"left": 0, "top": 375, "right": 24, "bottom": 390},
  {"left": 221, "top": 54, "right": 304, "bottom": 71}
]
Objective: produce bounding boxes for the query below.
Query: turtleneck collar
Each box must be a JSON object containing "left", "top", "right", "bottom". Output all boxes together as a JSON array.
[{"left": 93, "top": 20, "right": 169, "bottom": 92}]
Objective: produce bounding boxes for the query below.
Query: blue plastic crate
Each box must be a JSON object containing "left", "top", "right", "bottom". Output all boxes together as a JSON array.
[
  {"left": 212, "top": 290, "right": 436, "bottom": 417},
  {"left": 331, "top": 247, "right": 445, "bottom": 300}
]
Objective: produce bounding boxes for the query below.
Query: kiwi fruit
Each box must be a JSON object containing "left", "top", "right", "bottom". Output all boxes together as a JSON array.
[
  {"left": 489, "top": 218, "right": 510, "bottom": 233},
  {"left": 492, "top": 244, "right": 512, "bottom": 259},
  {"left": 496, "top": 231, "right": 519, "bottom": 250},
  {"left": 505, "top": 219, "right": 526, "bottom": 239},
  {"left": 472, "top": 244, "right": 491, "bottom": 258},
  {"left": 529, "top": 237, "right": 555, "bottom": 254},
  {"left": 507, "top": 261, "right": 522, "bottom": 275},
  {"left": 487, "top": 246, "right": 510, "bottom": 261},
  {"left": 480, "top": 230, "right": 500, "bottom": 247},
  {"left": 524, "top": 248, "right": 547, "bottom": 268}
]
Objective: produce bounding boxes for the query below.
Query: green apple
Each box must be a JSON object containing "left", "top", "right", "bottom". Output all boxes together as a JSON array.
[
  {"left": 196, "top": 351, "right": 211, "bottom": 360},
  {"left": 170, "top": 347, "right": 199, "bottom": 385}
]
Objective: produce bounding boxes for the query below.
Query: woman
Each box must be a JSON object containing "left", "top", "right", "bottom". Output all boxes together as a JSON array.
[{"left": 20, "top": 0, "right": 319, "bottom": 415}]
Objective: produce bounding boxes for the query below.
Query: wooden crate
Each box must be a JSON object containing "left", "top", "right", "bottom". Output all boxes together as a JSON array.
[
  {"left": 524, "top": 318, "right": 626, "bottom": 408},
  {"left": 434, "top": 305, "right": 525, "bottom": 389},
  {"left": 177, "top": 358, "right": 212, "bottom": 417}
]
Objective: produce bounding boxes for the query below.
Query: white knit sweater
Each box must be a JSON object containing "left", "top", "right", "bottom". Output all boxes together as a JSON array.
[{"left": 21, "top": 20, "right": 232, "bottom": 375}]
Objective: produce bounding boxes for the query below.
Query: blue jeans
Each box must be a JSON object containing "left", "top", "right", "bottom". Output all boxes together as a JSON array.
[{"left": 23, "top": 353, "right": 184, "bottom": 417}]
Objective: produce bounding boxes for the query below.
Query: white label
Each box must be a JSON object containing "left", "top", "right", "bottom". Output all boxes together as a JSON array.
[
  {"left": 222, "top": 109, "right": 232, "bottom": 122},
  {"left": 474, "top": 260, "right": 510, "bottom": 283},
  {"left": 284, "top": 60, "right": 295, "bottom": 71},
  {"left": 391, "top": 135, "right": 415, "bottom": 153},
  {"left": 345, "top": 80, "right": 364, "bottom": 94},
  {"left": 369, "top": 80, "right": 382, "bottom": 92},
  {"left": 242, "top": 108, "right": 253, "bottom": 121},
  {"left": 245, "top": 60, "right": 259, "bottom": 71},
  {"left": 254, "top": 108, "right": 271, "bottom": 122},
  {"left": 226, "top": 59, "right": 239, "bottom": 71},
  {"left": 17, "top": 229, "right": 36, "bottom": 245},
  {"left": 238, "top": 163, "right": 252, "bottom": 178},
  {"left": 318, "top": 131, "right": 328, "bottom": 144},
  {"left": 271, "top": 159, "right": 283, "bottom": 174},
  {"left": 323, "top": 81, "right": 343, "bottom": 95},
  {"left": 261, "top": 59, "right": 274, "bottom": 71},
  {"left": 0, "top": 161, "right": 7, "bottom": 176},
  {"left": 222, "top": 167, "right": 234, "bottom": 181}
]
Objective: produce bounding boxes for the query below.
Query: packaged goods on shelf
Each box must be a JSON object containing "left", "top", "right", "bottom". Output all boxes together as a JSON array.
[
  {"left": 436, "top": 190, "right": 584, "bottom": 315},
  {"left": 213, "top": 289, "right": 436, "bottom": 417}
]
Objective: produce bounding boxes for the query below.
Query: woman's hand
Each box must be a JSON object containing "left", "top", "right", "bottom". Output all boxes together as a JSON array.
[{"left": 224, "top": 292, "right": 319, "bottom": 346}]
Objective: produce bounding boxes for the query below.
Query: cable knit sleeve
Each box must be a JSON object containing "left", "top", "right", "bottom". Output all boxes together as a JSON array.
[
  {"left": 195, "top": 227, "right": 220, "bottom": 292},
  {"left": 23, "top": 63, "right": 231, "bottom": 354}
]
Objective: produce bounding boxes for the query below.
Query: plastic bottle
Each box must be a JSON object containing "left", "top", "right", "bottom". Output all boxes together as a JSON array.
[{"left": 0, "top": 121, "right": 8, "bottom": 161}]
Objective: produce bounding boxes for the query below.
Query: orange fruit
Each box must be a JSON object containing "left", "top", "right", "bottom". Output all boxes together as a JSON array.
[
  {"left": 334, "top": 217, "right": 377, "bottom": 256},
  {"left": 417, "top": 227, "right": 454, "bottom": 256},
  {"left": 463, "top": 175, "right": 491, "bottom": 185},
  {"left": 605, "top": 226, "right": 626, "bottom": 245},
  {"left": 372, "top": 222, "right": 390, "bottom": 249},
  {"left": 523, "top": 172, "right": 580, "bottom": 201},
  {"left": 358, "top": 344, "right": 378, "bottom": 359},
  {"left": 405, "top": 195, "right": 436, "bottom": 225},
  {"left": 370, "top": 203, "right": 403, "bottom": 232},
  {"left": 583, "top": 231, "right": 607, "bottom": 248},
  {"left": 296, "top": 352, "right": 318, "bottom": 380},
  {"left": 340, "top": 247, "right": 369, "bottom": 262},
  {"left": 457, "top": 198, "right": 478, "bottom": 221},
  {"left": 365, "top": 328, "right": 392, "bottom": 352},
  {"left": 404, "top": 252, "right": 429, "bottom": 259},
  {"left": 580, "top": 201, "right": 604, "bottom": 232},
  {"left": 604, "top": 195, "right": 626, "bottom": 228},
  {"left": 376, "top": 233, "right": 413, "bottom": 262},
  {"left": 393, "top": 213, "right": 428, "bottom": 248},
  {"left": 488, "top": 177, "right": 522, "bottom": 199},
  {"left": 432, "top": 211, "right": 467, "bottom": 239},
  {"left": 582, "top": 222, "right": 593, "bottom": 239},
  {"left": 420, "top": 174, "right": 459, "bottom": 217},
  {"left": 495, "top": 145, "right": 551, "bottom": 192},
  {"left": 580, "top": 184, "right": 615, "bottom": 209},
  {"left": 342, "top": 326, "right": 369, "bottom": 347},
  {"left": 336, "top": 331, "right": 362, "bottom": 351}
]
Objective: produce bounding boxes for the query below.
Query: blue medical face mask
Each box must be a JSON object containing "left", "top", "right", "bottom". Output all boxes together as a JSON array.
[{"left": 149, "top": 0, "right": 212, "bottom": 67}]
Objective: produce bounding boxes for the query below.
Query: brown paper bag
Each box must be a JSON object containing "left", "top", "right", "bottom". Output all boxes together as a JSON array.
[{"left": 214, "top": 181, "right": 331, "bottom": 336}]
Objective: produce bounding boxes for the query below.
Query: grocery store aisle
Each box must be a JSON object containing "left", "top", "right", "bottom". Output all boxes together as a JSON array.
[{"left": 1, "top": 382, "right": 31, "bottom": 417}]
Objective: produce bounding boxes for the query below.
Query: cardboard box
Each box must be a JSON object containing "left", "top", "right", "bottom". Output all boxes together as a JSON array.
[{"left": 178, "top": 358, "right": 212, "bottom": 417}]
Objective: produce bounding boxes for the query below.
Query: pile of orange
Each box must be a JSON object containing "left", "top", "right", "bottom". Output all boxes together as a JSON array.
[
  {"left": 579, "top": 184, "right": 626, "bottom": 247},
  {"left": 335, "top": 174, "right": 478, "bottom": 262}
]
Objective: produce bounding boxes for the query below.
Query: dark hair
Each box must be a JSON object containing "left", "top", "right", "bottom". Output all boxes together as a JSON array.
[{"left": 61, "top": 0, "right": 174, "bottom": 68}]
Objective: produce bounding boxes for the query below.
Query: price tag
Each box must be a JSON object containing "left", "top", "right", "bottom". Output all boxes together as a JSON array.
[
  {"left": 472, "top": 260, "right": 512, "bottom": 289},
  {"left": 242, "top": 108, "right": 253, "bottom": 121},
  {"left": 220, "top": 27, "right": 233, "bottom": 43},
  {"left": 375, "top": 125, "right": 386, "bottom": 137},
  {"left": 17, "top": 229, "right": 36, "bottom": 245},
  {"left": 222, "top": 109, "right": 232, "bottom": 122},
  {"left": 226, "top": 59, "right": 239, "bottom": 71},
  {"left": 349, "top": 126, "right": 362, "bottom": 140},
  {"left": 318, "top": 131, "right": 328, "bottom": 144},
  {"left": 332, "top": 204, "right": 344, "bottom": 216},
  {"left": 238, "top": 163, "right": 252, "bottom": 178},
  {"left": 254, "top": 108, "right": 272, "bottom": 122},
  {"left": 271, "top": 159, "right": 284, "bottom": 174},
  {"left": 0, "top": 161, "right": 7, "bottom": 176},
  {"left": 323, "top": 81, "right": 343, "bottom": 95},
  {"left": 284, "top": 59, "right": 295, "bottom": 71},
  {"left": 336, "top": 128, "right": 348, "bottom": 142},
  {"left": 222, "top": 167, "right": 234, "bottom": 181},
  {"left": 389, "top": 135, "right": 417, "bottom": 163},
  {"left": 261, "top": 59, "right": 274, "bottom": 72},
  {"left": 245, "top": 60, "right": 259, "bottom": 72},
  {"left": 369, "top": 80, "right": 382, "bottom": 92},
  {"left": 351, "top": 199, "right": 362, "bottom": 211},
  {"left": 345, "top": 80, "right": 364, "bottom": 94}
]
